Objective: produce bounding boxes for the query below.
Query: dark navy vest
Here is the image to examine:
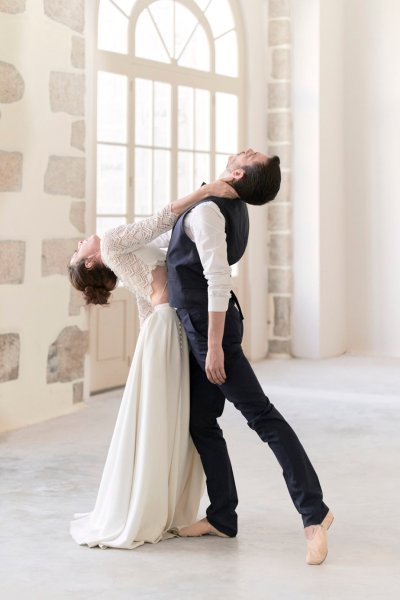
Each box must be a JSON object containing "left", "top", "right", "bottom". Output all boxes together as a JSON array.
[{"left": 167, "top": 197, "right": 249, "bottom": 309}]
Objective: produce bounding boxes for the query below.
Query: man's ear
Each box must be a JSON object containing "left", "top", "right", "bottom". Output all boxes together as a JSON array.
[{"left": 231, "top": 168, "right": 245, "bottom": 182}]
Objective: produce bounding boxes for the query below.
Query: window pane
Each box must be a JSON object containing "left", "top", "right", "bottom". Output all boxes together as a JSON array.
[
  {"left": 97, "top": 72, "right": 128, "bottom": 143},
  {"left": 174, "top": 2, "right": 197, "bottom": 59},
  {"left": 178, "top": 86, "right": 194, "bottom": 150},
  {"left": 96, "top": 216, "right": 126, "bottom": 237},
  {"left": 215, "top": 31, "right": 238, "bottom": 77},
  {"left": 154, "top": 82, "right": 171, "bottom": 147},
  {"left": 195, "top": 89, "right": 210, "bottom": 151},
  {"left": 98, "top": 0, "right": 128, "bottom": 54},
  {"left": 148, "top": 0, "right": 173, "bottom": 58},
  {"left": 178, "top": 151, "right": 194, "bottom": 198},
  {"left": 135, "top": 9, "right": 170, "bottom": 63},
  {"left": 205, "top": 0, "right": 235, "bottom": 39},
  {"left": 178, "top": 24, "right": 210, "bottom": 71},
  {"left": 112, "top": 0, "right": 136, "bottom": 16},
  {"left": 135, "top": 79, "right": 153, "bottom": 146},
  {"left": 153, "top": 149, "right": 171, "bottom": 210},
  {"left": 135, "top": 148, "right": 152, "bottom": 215},
  {"left": 215, "top": 153, "right": 230, "bottom": 177},
  {"left": 215, "top": 93, "right": 238, "bottom": 153},
  {"left": 194, "top": 153, "right": 210, "bottom": 187},
  {"left": 97, "top": 144, "right": 127, "bottom": 215}
]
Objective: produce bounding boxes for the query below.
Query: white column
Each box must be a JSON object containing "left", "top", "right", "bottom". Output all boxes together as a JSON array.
[{"left": 291, "top": 0, "right": 346, "bottom": 358}]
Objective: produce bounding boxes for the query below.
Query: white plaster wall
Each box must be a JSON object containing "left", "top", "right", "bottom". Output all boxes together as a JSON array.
[
  {"left": 344, "top": 0, "right": 400, "bottom": 357},
  {"left": 319, "top": 0, "right": 346, "bottom": 356},
  {"left": 0, "top": 3, "right": 87, "bottom": 431},
  {"left": 292, "top": 0, "right": 400, "bottom": 359}
]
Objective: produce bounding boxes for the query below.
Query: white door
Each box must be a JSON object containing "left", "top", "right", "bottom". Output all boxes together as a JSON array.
[{"left": 89, "top": 286, "right": 137, "bottom": 393}]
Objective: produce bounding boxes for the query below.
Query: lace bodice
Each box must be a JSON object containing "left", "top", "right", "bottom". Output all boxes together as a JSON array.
[{"left": 100, "top": 205, "right": 178, "bottom": 326}]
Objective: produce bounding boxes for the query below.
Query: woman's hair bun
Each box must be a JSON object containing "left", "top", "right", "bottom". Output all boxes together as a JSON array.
[{"left": 83, "top": 285, "right": 111, "bottom": 306}]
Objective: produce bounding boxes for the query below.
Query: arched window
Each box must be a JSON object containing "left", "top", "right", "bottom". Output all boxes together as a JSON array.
[{"left": 95, "top": 0, "right": 243, "bottom": 233}]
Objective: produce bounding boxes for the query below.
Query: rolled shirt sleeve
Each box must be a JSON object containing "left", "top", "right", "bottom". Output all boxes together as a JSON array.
[{"left": 184, "top": 202, "right": 231, "bottom": 312}]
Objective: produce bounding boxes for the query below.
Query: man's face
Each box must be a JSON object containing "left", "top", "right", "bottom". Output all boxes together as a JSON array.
[{"left": 226, "top": 148, "right": 269, "bottom": 172}]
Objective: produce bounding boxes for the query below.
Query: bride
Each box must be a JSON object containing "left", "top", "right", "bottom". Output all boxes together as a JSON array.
[{"left": 68, "top": 180, "right": 237, "bottom": 549}]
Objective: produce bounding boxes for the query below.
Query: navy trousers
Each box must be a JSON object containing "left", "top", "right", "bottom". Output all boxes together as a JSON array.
[{"left": 177, "top": 299, "right": 329, "bottom": 537}]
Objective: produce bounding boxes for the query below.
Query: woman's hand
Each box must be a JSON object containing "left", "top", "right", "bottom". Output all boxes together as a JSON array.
[{"left": 202, "top": 178, "right": 239, "bottom": 200}]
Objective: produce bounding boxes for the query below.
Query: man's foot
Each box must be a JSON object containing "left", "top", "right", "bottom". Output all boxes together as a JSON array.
[
  {"left": 304, "top": 511, "right": 334, "bottom": 565},
  {"left": 177, "top": 517, "right": 229, "bottom": 538}
]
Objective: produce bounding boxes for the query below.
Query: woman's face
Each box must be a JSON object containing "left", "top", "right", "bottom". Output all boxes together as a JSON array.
[{"left": 70, "top": 235, "right": 101, "bottom": 266}]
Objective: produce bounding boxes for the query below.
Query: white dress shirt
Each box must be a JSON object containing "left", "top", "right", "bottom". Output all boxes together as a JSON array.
[{"left": 183, "top": 201, "right": 231, "bottom": 312}]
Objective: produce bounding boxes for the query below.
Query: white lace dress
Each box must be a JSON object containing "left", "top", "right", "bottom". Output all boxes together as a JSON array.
[{"left": 70, "top": 206, "right": 204, "bottom": 549}]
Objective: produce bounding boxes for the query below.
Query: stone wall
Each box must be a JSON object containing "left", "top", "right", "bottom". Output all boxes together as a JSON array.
[
  {"left": 0, "top": 0, "right": 88, "bottom": 432},
  {"left": 267, "top": 0, "right": 292, "bottom": 356}
]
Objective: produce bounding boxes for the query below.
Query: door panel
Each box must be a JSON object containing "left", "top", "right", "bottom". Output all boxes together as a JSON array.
[{"left": 90, "top": 286, "right": 137, "bottom": 393}]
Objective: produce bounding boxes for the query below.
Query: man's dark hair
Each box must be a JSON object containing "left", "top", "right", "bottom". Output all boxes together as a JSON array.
[{"left": 232, "top": 155, "right": 281, "bottom": 205}]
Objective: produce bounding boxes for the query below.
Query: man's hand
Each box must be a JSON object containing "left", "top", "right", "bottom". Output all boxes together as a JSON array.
[{"left": 205, "top": 345, "right": 226, "bottom": 385}]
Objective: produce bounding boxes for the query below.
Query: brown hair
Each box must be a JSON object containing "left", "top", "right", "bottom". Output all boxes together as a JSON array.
[
  {"left": 232, "top": 155, "right": 281, "bottom": 205},
  {"left": 68, "top": 259, "right": 118, "bottom": 306}
]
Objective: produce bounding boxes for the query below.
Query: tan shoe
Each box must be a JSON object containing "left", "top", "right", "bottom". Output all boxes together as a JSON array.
[
  {"left": 177, "top": 517, "right": 229, "bottom": 538},
  {"left": 305, "top": 511, "right": 334, "bottom": 565}
]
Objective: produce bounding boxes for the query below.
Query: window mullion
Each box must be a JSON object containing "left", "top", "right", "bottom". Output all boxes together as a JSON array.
[
  {"left": 171, "top": 82, "right": 178, "bottom": 204},
  {"left": 128, "top": 78, "right": 135, "bottom": 223}
]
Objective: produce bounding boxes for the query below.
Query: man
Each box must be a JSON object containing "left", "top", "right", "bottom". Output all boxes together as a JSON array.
[{"left": 167, "top": 149, "right": 333, "bottom": 565}]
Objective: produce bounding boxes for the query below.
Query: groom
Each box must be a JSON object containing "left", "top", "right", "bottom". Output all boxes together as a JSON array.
[{"left": 167, "top": 149, "right": 333, "bottom": 565}]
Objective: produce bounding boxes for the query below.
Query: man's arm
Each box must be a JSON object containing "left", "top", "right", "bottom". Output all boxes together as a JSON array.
[
  {"left": 206, "top": 311, "right": 227, "bottom": 385},
  {"left": 184, "top": 202, "right": 231, "bottom": 385}
]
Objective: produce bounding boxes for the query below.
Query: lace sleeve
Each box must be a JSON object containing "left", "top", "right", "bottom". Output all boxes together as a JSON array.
[
  {"left": 136, "top": 294, "right": 153, "bottom": 328},
  {"left": 101, "top": 205, "right": 177, "bottom": 261}
]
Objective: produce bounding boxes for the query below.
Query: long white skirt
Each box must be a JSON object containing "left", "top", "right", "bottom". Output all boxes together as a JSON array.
[{"left": 70, "top": 304, "right": 204, "bottom": 549}]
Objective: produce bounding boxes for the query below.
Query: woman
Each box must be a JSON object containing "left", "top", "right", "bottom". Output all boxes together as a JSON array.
[{"left": 68, "top": 180, "right": 237, "bottom": 549}]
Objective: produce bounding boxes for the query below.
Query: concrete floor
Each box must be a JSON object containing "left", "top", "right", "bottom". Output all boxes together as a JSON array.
[{"left": 1, "top": 355, "right": 399, "bottom": 600}]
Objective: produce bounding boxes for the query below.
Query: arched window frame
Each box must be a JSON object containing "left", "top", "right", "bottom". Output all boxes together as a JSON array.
[{"left": 93, "top": 0, "right": 245, "bottom": 230}]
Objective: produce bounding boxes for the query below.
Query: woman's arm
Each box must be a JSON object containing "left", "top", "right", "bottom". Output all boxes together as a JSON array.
[
  {"left": 170, "top": 179, "right": 238, "bottom": 216},
  {"left": 102, "top": 181, "right": 238, "bottom": 258}
]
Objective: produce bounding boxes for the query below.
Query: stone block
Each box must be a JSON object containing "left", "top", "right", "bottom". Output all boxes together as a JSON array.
[
  {"left": 268, "top": 203, "right": 291, "bottom": 231},
  {"left": 268, "top": 112, "right": 291, "bottom": 143},
  {"left": 44, "top": 0, "right": 84, "bottom": 33},
  {"left": 268, "top": 268, "right": 292, "bottom": 294},
  {"left": 44, "top": 155, "right": 85, "bottom": 198},
  {"left": 49, "top": 71, "right": 84, "bottom": 116},
  {"left": 42, "top": 237, "right": 80, "bottom": 276},
  {"left": 69, "top": 201, "right": 85, "bottom": 232},
  {"left": 69, "top": 285, "right": 85, "bottom": 316},
  {"left": 274, "top": 170, "right": 291, "bottom": 203},
  {"left": 268, "top": 143, "right": 291, "bottom": 169},
  {"left": 268, "top": 82, "right": 290, "bottom": 109},
  {"left": 271, "top": 48, "right": 291, "bottom": 79},
  {"left": 47, "top": 326, "right": 88, "bottom": 383},
  {"left": 269, "top": 19, "right": 290, "bottom": 46},
  {"left": 269, "top": 233, "right": 292, "bottom": 267},
  {"left": 71, "top": 36, "right": 85, "bottom": 69},
  {"left": 0, "top": 240, "right": 25, "bottom": 284},
  {"left": 269, "top": 0, "right": 290, "bottom": 18},
  {"left": 268, "top": 339, "right": 291, "bottom": 356},
  {"left": 0, "top": 61, "right": 24, "bottom": 102},
  {"left": 0, "top": 0, "right": 26, "bottom": 15},
  {"left": 71, "top": 120, "right": 85, "bottom": 151},
  {"left": 73, "top": 381, "right": 84, "bottom": 404},
  {"left": 0, "top": 150, "right": 23, "bottom": 191},
  {"left": 273, "top": 296, "right": 291, "bottom": 337},
  {"left": 0, "top": 333, "right": 20, "bottom": 382}
]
